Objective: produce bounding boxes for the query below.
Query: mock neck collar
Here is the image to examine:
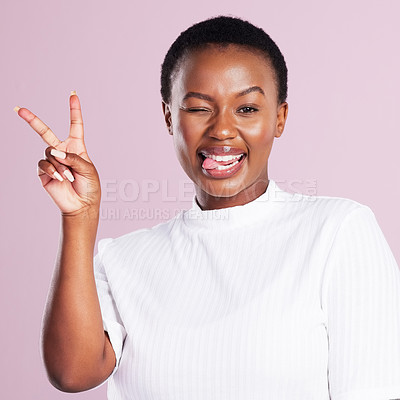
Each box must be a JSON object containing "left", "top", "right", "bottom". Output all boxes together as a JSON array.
[{"left": 181, "top": 179, "right": 284, "bottom": 230}]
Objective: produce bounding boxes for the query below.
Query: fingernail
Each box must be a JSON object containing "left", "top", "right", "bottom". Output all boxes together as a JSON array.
[
  {"left": 70, "top": 90, "right": 77, "bottom": 96},
  {"left": 50, "top": 149, "right": 66, "bottom": 159},
  {"left": 64, "top": 169, "right": 75, "bottom": 182},
  {"left": 53, "top": 171, "right": 64, "bottom": 182},
  {"left": 13, "top": 106, "right": 21, "bottom": 113}
]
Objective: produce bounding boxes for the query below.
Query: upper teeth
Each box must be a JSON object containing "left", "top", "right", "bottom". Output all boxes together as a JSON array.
[{"left": 203, "top": 154, "right": 243, "bottom": 162}]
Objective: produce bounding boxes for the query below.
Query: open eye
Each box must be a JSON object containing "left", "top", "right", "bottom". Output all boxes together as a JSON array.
[{"left": 237, "top": 106, "right": 259, "bottom": 114}]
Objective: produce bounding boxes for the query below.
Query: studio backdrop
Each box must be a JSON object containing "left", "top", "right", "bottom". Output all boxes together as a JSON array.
[{"left": 2, "top": 0, "right": 399, "bottom": 399}]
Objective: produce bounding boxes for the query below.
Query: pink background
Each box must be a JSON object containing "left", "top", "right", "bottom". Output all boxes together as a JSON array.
[{"left": 2, "top": 0, "right": 399, "bottom": 398}]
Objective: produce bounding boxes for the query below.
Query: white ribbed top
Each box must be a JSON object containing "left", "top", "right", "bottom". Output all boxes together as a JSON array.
[{"left": 94, "top": 179, "right": 400, "bottom": 400}]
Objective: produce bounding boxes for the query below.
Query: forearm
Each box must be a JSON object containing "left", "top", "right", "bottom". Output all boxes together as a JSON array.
[{"left": 41, "top": 208, "right": 115, "bottom": 391}]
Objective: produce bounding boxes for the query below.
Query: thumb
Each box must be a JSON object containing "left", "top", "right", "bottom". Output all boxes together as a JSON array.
[{"left": 47, "top": 147, "right": 95, "bottom": 176}]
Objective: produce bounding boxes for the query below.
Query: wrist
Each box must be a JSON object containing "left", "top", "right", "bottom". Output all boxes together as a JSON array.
[
  {"left": 61, "top": 206, "right": 100, "bottom": 234},
  {"left": 61, "top": 207, "right": 99, "bottom": 248},
  {"left": 61, "top": 205, "right": 100, "bottom": 220}
]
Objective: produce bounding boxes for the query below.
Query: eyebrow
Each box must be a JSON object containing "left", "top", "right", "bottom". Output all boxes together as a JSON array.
[
  {"left": 182, "top": 92, "right": 214, "bottom": 102},
  {"left": 236, "top": 86, "right": 265, "bottom": 97},
  {"left": 182, "top": 86, "right": 265, "bottom": 102}
]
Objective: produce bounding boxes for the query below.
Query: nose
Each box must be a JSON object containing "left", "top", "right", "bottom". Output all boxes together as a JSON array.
[{"left": 207, "top": 110, "right": 237, "bottom": 140}]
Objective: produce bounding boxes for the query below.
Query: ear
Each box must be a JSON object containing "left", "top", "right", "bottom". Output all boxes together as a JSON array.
[
  {"left": 275, "top": 102, "right": 289, "bottom": 138},
  {"left": 162, "top": 101, "right": 173, "bottom": 136}
]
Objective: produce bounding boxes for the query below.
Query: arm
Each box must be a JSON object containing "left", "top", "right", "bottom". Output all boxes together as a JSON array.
[
  {"left": 15, "top": 92, "right": 116, "bottom": 392},
  {"left": 41, "top": 208, "right": 116, "bottom": 392}
]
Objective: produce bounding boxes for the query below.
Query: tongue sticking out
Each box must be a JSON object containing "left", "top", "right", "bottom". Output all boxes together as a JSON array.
[{"left": 202, "top": 157, "right": 219, "bottom": 170}]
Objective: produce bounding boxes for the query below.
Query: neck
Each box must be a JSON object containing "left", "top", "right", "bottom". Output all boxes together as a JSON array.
[{"left": 195, "top": 180, "right": 270, "bottom": 211}]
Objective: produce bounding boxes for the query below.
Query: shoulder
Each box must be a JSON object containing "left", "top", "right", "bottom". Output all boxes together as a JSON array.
[
  {"left": 272, "top": 183, "right": 377, "bottom": 238},
  {"left": 280, "top": 184, "right": 373, "bottom": 220}
]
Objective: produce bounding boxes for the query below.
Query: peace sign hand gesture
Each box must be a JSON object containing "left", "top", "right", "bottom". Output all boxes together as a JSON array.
[{"left": 15, "top": 92, "right": 101, "bottom": 216}]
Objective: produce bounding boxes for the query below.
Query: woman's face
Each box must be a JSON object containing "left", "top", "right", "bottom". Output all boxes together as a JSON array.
[{"left": 162, "top": 44, "right": 288, "bottom": 210}]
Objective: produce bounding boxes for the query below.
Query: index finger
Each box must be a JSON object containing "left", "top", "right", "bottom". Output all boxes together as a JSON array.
[{"left": 15, "top": 107, "right": 61, "bottom": 148}]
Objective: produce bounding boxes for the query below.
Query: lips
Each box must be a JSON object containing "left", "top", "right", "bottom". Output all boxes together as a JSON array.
[
  {"left": 198, "top": 145, "right": 247, "bottom": 179},
  {"left": 199, "top": 146, "right": 246, "bottom": 156}
]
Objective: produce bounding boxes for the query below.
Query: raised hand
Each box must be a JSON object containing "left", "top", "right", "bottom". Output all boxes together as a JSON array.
[{"left": 15, "top": 92, "right": 101, "bottom": 216}]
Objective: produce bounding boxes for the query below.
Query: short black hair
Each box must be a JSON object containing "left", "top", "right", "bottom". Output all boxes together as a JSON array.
[{"left": 160, "top": 15, "right": 288, "bottom": 105}]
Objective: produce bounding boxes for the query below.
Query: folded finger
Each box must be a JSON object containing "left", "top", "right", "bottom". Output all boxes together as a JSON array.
[
  {"left": 44, "top": 147, "right": 75, "bottom": 182},
  {"left": 38, "top": 159, "right": 64, "bottom": 182}
]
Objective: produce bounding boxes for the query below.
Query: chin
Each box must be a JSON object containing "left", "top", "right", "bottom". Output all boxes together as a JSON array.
[{"left": 196, "top": 177, "right": 249, "bottom": 198}]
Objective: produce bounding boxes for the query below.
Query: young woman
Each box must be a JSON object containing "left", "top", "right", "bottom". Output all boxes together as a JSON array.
[{"left": 15, "top": 16, "right": 400, "bottom": 400}]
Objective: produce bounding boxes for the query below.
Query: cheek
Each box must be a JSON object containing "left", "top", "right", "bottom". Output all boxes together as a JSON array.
[
  {"left": 243, "top": 118, "right": 276, "bottom": 149},
  {"left": 173, "top": 116, "right": 203, "bottom": 154},
  {"left": 173, "top": 125, "right": 194, "bottom": 153},
  {"left": 172, "top": 125, "right": 200, "bottom": 176}
]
